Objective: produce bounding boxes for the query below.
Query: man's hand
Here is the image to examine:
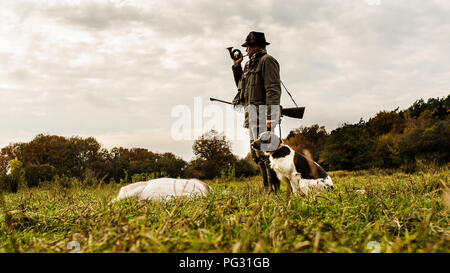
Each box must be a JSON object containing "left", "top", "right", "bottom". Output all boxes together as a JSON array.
[
  {"left": 266, "top": 120, "right": 277, "bottom": 129},
  {"left": 233, "top": 54, "right": 244, "bottom": 67}
]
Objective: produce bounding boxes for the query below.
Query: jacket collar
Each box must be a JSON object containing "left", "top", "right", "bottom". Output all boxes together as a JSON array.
[
  {"left": 249, "top": 49, "right": 267, "bottom": 68},
  {"left": 243, "top": 49, "right": 267, "bottom": 77},
  {"left": 250, "top": 48, "right": 267, "bottom": 61}
]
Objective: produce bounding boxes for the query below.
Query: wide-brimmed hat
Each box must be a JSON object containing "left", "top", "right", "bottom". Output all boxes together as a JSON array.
[{"left": 241, "top": 31, "right": 270, "bottom": 47}]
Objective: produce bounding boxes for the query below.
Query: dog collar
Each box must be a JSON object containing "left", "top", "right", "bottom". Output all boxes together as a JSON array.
[{"left": 268, "top": 143, "right": 284, "bottom": 156}]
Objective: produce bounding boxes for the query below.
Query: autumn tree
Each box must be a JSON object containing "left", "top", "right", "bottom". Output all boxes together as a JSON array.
[
  {"left": 0, "top": 154, "right": 8, "bottom": 174},
  {"left": 24, "top": 164, "right": 57, "bottom": 187},
  {"left": 399, "top": 95, "right": 450, "bottom": 119},
  {"left": 190, "top": 130, "right": 236, "bottom": 179},
  {"left": 156, "top": 152, "right": 187, "bottom": 178},
  {"left": 367, "top": 111, "right": 404, "bottom": 136},
  {"left": 285, "top": 124, "right": 328, "bottom": 163},
  {"left": 193, "top": 130, "right": 234, "bottom": 162},
  {"left": 322, "top": 120, "right": 375, "bottom": 170},
  {"left": 7, "top": 159, "right": 24, "bottom": 192},
  {"left": 69, "top": 136, "right": 103, "bottom": 177}
]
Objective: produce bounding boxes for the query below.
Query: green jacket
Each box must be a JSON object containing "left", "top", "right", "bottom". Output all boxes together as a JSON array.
[{"left": 232, "top": 52, "right": 281, "bottom": 128}]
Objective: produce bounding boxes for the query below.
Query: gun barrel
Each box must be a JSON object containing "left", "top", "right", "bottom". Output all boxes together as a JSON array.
[
  {"left": 210, "top": 98, "right": 305, "bottom": 119},
  {"left": 209, "top": 97, "right": 233, "bottom": 105}
]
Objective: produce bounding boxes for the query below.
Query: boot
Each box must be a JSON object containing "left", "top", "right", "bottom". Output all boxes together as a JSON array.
[
  {"left": 258, "top": 161, "right": 270, "bottom": 192},
  {"left": 265, "top": 160, "right": 280, "bottom": 192}
]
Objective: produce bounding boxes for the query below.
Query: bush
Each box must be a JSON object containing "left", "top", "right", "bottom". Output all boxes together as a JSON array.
[
  {"left": 8, "top": 159, "right": 24, "bottom": 192},
  {"left": 24, "top": 164, "right": 57, "bottom": 188},
  {"left": 285, "top": 124, "right": 328, "bottom": 162},
  {"left": 191, "top": 130, "right": 235, "bottom": 179},
  {"left": 322, "top": 121, "right": 375, "bottom": 170},
  {"left": 182, "top": 159, "right": 231, "bottom": 180},
  {"left": 0, "top": 173, "right": 19, "bottom": 193},
  {"left": 235, "top": 159, "right": 259, "bottom": 178},
  {"left": 0, "top": 172, "right": 10, "bottom": 192},
  {"left": 131, "top": 173, "right": 156, "bottom": 182},
  {"left": 373, "top": 133, "right": 402, "bottom": 168},
  {"left": 220, "top": 164, "right": 235, "bottom": 180},
  {"left": 53, "top": 175, "right": 77, "bottom": 188},
  {"left": 202, "top": 160, "right": 226, "bottom": 179},
  {"left": 367, "top": 111, "right": 404, "bottom": 136},
  {"left": 157, "top": 153, "right": 187, "bottom": 178},
  {"left": 183, "top": 165, "right": 204, "bottom": 179},
  {"left": 417, "top": 120, "right": 450, "bottom": 163},
  {"left": 82, "top": 168, "right": 98, "bottom": 186}
]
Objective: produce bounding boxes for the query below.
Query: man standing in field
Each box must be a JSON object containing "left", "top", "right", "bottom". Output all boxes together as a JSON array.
[{"left": 231, "top": 31, "right": 281, "bottom": 192}]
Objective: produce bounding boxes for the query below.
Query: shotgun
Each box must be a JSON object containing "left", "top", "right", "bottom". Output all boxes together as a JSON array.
[{"left": 209, "top": 97, "right": 305, "bottom": 119}]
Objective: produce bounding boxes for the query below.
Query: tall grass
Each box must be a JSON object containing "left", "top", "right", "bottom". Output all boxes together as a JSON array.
[{"left": 0, "top": 168, "right": 448, "bottom": 253}]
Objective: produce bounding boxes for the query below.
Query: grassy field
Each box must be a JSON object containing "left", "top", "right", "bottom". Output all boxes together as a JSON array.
[{"left": 0, "top": 169, "right": 449, "bottom": 253}]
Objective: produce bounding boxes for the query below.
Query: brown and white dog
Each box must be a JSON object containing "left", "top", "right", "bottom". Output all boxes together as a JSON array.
[
  {"left": 113, "top": 178, "right": 212, "bottom": 202},
  {"left": 251, "top": 131, "right": 333, "bottom": 195}
]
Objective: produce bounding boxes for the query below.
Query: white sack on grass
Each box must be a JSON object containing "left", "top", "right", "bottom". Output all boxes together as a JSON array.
[{"left": 113, "top": 178, "right": 212, "bottom": 201}]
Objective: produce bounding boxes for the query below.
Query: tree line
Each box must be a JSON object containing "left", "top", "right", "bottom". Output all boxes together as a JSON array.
[
  {"left": 285, "top": 95, "right": 449, "bottom": 171},
  {"left": 1, "top": 94, "right": 448, "bottom": 192},
  {"left": 0, "top": 130, "right": 258, "bottom": 192}
]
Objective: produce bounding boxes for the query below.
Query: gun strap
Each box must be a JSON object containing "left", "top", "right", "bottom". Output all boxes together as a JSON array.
[
  {"left": 280, "top": 80, "right": 298, "bottom": 108},
  {"left": 279, "top": 118, "right": 282, "bottom": 139}
]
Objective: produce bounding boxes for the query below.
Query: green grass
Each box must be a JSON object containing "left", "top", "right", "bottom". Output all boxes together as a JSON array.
[{"left": 1, "top": 169, "right": 448, "bottom": 253}]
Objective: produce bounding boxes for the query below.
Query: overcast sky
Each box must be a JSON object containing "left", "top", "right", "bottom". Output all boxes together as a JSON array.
[{"left": 1, "top": 0, "right": 449, "bottom": 161}]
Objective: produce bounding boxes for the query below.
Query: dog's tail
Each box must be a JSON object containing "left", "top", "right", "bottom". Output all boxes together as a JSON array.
[{"left": 303, "top": 149, "right": 318, "bottom": 178}]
